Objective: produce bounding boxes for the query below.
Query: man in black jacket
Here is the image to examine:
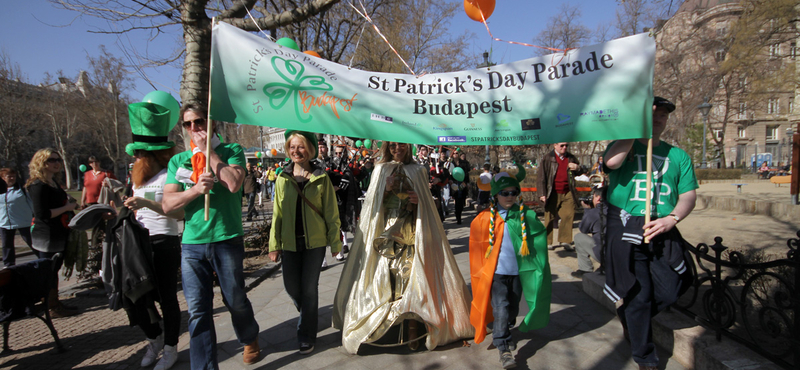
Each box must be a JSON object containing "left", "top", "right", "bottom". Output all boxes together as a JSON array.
[
  {"left": 537, "top": 142, "right": 581, "bottom": 251},
  {"left": 243, "top": 162, "right": 261, "bottom": 221}
]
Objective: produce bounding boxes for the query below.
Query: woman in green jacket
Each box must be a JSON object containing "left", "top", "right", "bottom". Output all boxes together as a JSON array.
[{"left": 269, "top": 130, "right": 341, "bottom": 355}]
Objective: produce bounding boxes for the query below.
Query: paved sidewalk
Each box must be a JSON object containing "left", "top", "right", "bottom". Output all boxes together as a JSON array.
[{"left": 164, "top": 206, "right": 688, "bottom": 370}]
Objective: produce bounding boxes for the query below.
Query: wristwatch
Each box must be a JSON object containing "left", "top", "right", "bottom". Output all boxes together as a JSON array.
[{"left": 669, "top": 213, "right": 680, "bottom": 223}]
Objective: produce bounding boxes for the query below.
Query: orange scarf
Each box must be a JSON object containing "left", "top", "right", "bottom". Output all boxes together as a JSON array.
[{"left": 189, "top": 140, "right": 205, "bottom": 184}]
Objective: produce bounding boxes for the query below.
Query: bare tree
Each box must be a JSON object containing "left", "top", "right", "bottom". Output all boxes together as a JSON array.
[
  {"left": 0, "top": 51, "right": 43, "bottom": 173},
  {"left": 53, "top": 0, "right": 343, "bottom": 106},
  {"left": 83, "top": 46, "right": 134, "bottom": 176},
  {"left": 531, "top": 3, "right": 591, "bottom": 56}
]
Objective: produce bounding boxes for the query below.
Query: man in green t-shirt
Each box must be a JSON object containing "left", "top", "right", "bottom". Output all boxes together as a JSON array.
[
  {"left": 162, "top": 103, "right": 261, "bottom": 368},
  {"left": 602, "top": 96, "right": 698, "bottom": 370}
]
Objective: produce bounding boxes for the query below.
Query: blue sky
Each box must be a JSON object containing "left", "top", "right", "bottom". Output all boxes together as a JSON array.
[{"left": 3, "top": 0, "right": 634, "bottom": 102}]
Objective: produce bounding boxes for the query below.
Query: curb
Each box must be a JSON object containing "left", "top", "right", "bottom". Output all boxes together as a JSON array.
[
  {"left": 580, "top": 272, "right": 782, "bottom": 370},
  {"left": 696, "top": 194, "right": 800, "bottom": 222}
]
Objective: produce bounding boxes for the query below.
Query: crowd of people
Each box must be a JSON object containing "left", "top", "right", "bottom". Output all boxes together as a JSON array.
[{"left": 0, "top": 96, "right": 700, "bottom": 370}]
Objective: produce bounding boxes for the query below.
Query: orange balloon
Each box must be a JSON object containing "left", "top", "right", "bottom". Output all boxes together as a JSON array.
[
  {"left": 303, "top": 50, "right": 321, "bottom": 58},
  {"left": 362, "top": 150, "right": 369, "bottom": 157},
  {"left": 271, "top": 148, "right": 277, "bottom": 156},
  {"left": 464, "top": 0, "right": 495, "bottom": 22}
]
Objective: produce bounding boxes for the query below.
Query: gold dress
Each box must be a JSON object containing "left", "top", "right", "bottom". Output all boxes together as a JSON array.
[{"left": 333, "top": 161, "right": 474, "bottom": 354}]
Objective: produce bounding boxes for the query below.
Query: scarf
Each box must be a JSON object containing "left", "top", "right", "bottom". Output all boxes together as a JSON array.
[{"left": 188, "top": 134, "right": 222, "bottom": 184}]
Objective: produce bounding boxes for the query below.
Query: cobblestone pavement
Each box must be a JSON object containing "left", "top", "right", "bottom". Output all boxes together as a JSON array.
[{"left": 1, "top": 190, "right": 793, "bottom": 370}]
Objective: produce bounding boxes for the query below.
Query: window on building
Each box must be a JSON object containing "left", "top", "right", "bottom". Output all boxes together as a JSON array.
[
  {"left": 768, "top": 98, "right": 779, "bottom": 114},
  {"left": 791, "top": 42, "right": 797, "bottom": 59},
  {"left": 716, "top": 26, "right": 727, "bottom": 38},
  {"left": 767, "top": 125, "right": 779, "bottom": 140},
  {"left": 738, "top": 102, "right": 747, "bottom": 119},
  {"left": 714, "top": 105, "right": 725, "bottom": 117},
  {"left": 738, "top": 76, "right": 748, "bottom": 91},
  {"left": 769, "top": 43, "right": 780, "bottom": 58},
  {"left": 738, "top": 126, "right": 746, "bottom": 138},
  {"left": 713, "top": 129, "right": 723, "bottom": 140},
  {"left": 790, "top": 97, "right": 794, "bottom": 114}
]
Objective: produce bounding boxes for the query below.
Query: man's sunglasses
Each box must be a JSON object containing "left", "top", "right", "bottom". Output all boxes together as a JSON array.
[
  {"left": 497, "top": 190, "right": 520, "bottom": 197},
  {"left": 182, "top": 118, "right": 207, "bottom": 128}
]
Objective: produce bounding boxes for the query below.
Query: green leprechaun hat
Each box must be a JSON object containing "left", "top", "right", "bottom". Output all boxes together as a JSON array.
[{"left": 125, "top": 102, "right": 176, "bottom": 156}]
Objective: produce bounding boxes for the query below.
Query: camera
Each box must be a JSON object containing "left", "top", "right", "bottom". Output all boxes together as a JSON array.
[{"left": 579, "top": 196, "right": 592, "bottom": 204}]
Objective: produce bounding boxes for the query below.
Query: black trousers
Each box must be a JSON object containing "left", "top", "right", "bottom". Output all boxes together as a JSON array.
[
  {"left": 137, "top": 235, "right": 182, "bottom": 346},
  {"left": 1, "top": 227, "right": 33, "bottom": 267}
]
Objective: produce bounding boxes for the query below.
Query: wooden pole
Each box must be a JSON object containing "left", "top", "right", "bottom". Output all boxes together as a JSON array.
[
  {"left": 204, "top": 17, "right": 216, "bottom": 221},
  {"left": 644, "top": 138, "right": 653, "bottom": 243}
]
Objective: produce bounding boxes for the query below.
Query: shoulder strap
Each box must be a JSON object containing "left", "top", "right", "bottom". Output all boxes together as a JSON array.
[{"left": 289, "top": 180, "right": 323, "bottom": 217}]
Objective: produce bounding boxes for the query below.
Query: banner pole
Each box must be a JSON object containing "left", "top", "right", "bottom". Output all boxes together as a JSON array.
[
  {"left": 644, "top": 138, "right": 653, "bottom": 243},
  {"left": 205, "top": 17, "right": 216, "bottom": 221}
]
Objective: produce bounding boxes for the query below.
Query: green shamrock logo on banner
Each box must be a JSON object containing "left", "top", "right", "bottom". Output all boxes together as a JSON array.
[{"left": 263, "top": 56, "right": 332, "bottom": 123}]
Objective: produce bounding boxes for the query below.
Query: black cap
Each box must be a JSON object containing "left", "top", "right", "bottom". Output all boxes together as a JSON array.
[{"left": 653, "top": 96, "right": 676, "bottom": 113}]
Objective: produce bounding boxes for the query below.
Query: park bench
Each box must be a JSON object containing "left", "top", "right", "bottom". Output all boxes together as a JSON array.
[
  {"left": 0, "top": 255, "right": 65, "bottom": 354},
  {"left": 770, "top": 175, "right": 791, "bottom": 187}
]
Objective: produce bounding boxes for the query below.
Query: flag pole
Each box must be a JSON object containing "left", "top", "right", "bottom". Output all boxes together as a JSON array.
[
  {"left": 644, "top": 138, "right": 653, "bottom": 243},
  {"left": 204, "top": 17, "right": 217, "bottom": 221}
]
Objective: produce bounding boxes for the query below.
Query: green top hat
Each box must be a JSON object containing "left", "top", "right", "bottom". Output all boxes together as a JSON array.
[
  {"left": 125, "top": 102, "right": 176, "bottom": 156},
  {"left": 284, "top": 130, "right": 319, "bottom": 158}
]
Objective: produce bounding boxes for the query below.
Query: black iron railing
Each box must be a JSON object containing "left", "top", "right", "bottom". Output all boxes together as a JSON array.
[{"left": 674, "top": 231, "right": 799, "bottom": 369}]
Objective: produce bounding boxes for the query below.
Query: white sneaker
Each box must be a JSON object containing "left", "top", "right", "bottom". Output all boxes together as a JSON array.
[
  {"left": 141, "top": 334, "right": 164, "bottom": 367},
  {"left": 154, "top": 344, "right": 178, "bottom": 370},
  {"left": 321, "top": 258, "right": 328, "bottom": 268}
]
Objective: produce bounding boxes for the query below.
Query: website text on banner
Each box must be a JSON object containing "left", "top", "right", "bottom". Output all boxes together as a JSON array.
[{"left": 209, "top": 22, "right": 654, "bottom": 146}]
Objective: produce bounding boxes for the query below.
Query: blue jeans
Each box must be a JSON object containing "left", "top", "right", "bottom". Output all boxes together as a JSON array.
[
  {"left": 491, "top": 274, "right": 522, "bottom": 352},
  {"left": 281, "top": 243, "right": 325, "bottom": 345},
  {"left": 181, "top": 237, "right": 259, "bottom": 370}
]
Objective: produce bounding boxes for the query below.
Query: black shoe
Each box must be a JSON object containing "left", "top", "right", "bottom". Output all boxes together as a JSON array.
[
  {"left": 571, "top": 270, "right": 591, "bottom": 279},
  {"left": 500, "top": 351, "right": 516, "bottom": 369},
  {"left": 299, "top": 342, "right": 314, "bottom": 355},
  {"left": 246, "top": 217, "right": 252, "bottom": 222},
  {"left": 508, "top": 341, "right": 517, "bottom": 351},
  {"left": 561, "top": 243, "right": 574, "bottom": 251},
  {"left": 456, "top": 220, "right": 462, "bottom": 225}
]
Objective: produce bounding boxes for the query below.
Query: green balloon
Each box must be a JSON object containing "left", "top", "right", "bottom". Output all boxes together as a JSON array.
[
  {"left": 276, "top": 37, "right": 300, "bottom": 51},
  {"left": 452, "top": 167, "right": 466, "bottom": 182},
  {"left": 412, "top": 145, "right": 417, "bottom": 156},
  {"left": 276, "top": 167, "right": 283, "bottom": 176},
  {"left": 364, "top": 139, "right": 372, "bottom": 149},
  {"left": 142, "top": 90, "right": 180, "bottom": 129},
  {"left": 355, "top": 140, "right": 363, "bottom": 148},
  {"left": 79, "top": 164, "right": 87, "bottom": 172},
  {"left": 255, "top": 151, "right": 262, "bottom": 158},
  {"left": 285, "top": 158, "right": 291, "bottom": 162},
  {"left": 377, "top": 141, "right": 382, "bottom": 148}
]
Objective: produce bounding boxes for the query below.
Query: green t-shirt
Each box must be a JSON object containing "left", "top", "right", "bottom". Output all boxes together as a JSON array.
[
  {"left": 605, "top": 140, "right": 698, "bottom": 218},
  {"left": 166, "top": 143, "right": 245, "bottom": 244}
]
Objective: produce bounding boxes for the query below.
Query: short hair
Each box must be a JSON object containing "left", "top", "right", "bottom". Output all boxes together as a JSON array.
[
  {"left": 88, "top": 156, "right": 98, "bottom": 163},
  {"left": 0, "top": 168, "right": 17, "bottom": 178},
  {"left": 591, "top": 186, "right": 606, "bottom": 199},
  {"left": 483, "top": 163, "right": 491, "bottom": 171}
]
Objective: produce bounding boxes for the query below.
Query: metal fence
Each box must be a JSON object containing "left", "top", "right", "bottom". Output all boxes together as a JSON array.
[{"left": 673, "top": 231, "right": 799, "bottom": 369}]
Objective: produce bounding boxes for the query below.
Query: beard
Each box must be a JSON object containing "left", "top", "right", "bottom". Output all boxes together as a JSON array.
[{"left": 132, "top": 155, "right": 161, "bottom": 188}]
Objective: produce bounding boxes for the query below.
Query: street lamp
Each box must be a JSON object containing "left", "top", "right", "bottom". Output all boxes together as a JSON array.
[
  {"left": 697, "top": 98, "right": 713, "bottom": 169},
  {"left": 477, "top": 51, "right": 495, "bottom": 165}
]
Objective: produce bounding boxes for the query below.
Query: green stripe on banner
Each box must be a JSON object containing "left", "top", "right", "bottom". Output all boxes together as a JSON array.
[{"left": 210, "top": 21, "right": 654, "bottom": 145}]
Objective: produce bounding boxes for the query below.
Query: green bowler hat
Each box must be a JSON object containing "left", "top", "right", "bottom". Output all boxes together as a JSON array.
[
  {"left": 126, "top": 102, "right": 176, "bottom": 156},
  {"left": 284, "top": 130, "right": 319, "bottom": 158}
]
